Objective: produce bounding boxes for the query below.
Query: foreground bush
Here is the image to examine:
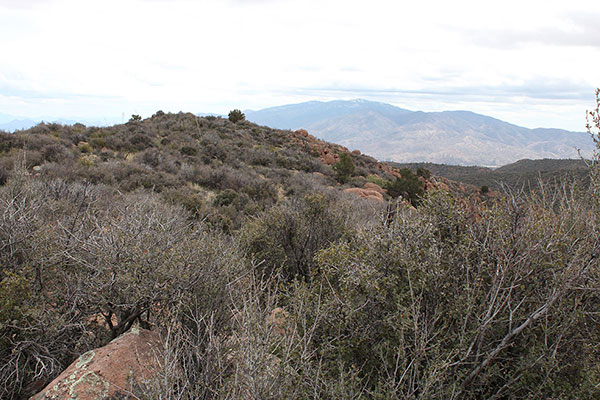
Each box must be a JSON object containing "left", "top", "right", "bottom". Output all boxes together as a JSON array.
[
  {"left": 0, "top": 177, "right": 245, "bottom": 399},
  {"left": 2, "top": 96, "right": 600, "bottom": 398},
  {"left": 291, "top": 186, "right": 599, "bottom": 398}
]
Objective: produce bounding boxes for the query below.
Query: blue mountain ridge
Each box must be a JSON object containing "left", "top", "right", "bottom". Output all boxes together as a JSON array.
[{"left": 244, "top": 99, "right": 593, "bottom": 167}]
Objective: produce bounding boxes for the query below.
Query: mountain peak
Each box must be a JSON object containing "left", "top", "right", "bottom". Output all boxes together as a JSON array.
[{"left": 244, "top": 100, "right": 593, "bottom": 167}]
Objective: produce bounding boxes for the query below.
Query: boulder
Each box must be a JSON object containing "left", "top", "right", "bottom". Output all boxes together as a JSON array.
[
  {"left": 437, "top": 182, "right": 450, "bottom": 191},
  {"left": 344, "top": 187, "right": 384, "bottom": 202},
  {"left": 320, "top": 148, "right": 338, "bottom": 165},
  {"left": 363, "top": 182, "right": 386, "bottom": 194},
  {"left": 32, "top": 328, "right": 161, "bottom": 400}
]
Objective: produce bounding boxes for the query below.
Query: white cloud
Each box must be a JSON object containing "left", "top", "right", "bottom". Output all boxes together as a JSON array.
[{"left": 0, "top": 0, "right": 599, "bottom": 130}]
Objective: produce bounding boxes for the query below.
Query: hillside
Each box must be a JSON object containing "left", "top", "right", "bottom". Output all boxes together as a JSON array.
[
  {"left": 0, "top": 113, "right": 123, "bottom": 133},
  {"left": 0, "top": 112, "right": 456, "bottom": 232},
  {"left": 1, "top": 112, "right": 599, "bottom": 399},
  {"left": 246, "top": 99, "right": 594, "bottom": 166},
  {"left": 390, "top": 158, "right": 590, "bottom": 190}
]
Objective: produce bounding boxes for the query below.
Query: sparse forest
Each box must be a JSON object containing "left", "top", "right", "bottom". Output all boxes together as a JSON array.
[{"left": 0, "top": 97, "right": 599, "bottom": 399}]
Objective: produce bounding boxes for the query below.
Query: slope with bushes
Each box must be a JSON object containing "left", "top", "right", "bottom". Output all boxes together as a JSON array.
[
  {"left": 391, "top": 158, "right": 590, "bottom": 192},
  {"left": 0, "top": 110, "right": 598, "bottom": 399}
]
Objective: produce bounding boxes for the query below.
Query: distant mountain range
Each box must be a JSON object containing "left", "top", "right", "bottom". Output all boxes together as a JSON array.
[
  {"left": 245, "top": 99, "right": 594, "bottom": 167},
  {"left": 4, "top": 100, "right": 594, "bottom": 167}
]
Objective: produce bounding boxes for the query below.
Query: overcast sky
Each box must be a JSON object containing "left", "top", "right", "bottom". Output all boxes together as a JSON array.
[{"left": 1, "top": 0, "right": 599, "bottom": 130}]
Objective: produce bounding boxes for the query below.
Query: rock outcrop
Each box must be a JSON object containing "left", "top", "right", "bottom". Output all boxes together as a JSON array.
[
  {"left": 32, "top": 328, "right": 161, "bottom": 400},
  {"left": 343, "top": 187, "right": 384, "bottom": 202},
  {"left": 363, "top": 182, "right": 387, "bottom": 195}
]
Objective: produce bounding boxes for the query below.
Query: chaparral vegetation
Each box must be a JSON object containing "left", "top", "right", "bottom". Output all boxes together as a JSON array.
[{"left": 0, "top": 92, "right": 599, "bottom": 399}]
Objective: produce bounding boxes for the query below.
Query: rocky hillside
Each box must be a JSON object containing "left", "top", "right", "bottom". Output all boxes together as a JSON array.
[
  {"left": 1, "top": 111, "right": 598, "bottom": 399},
  {"left": 245, "top": 99, "right": 594, "bottom": 166},
  {"left": 0, "top": 112, "right": 462, "bottom": 233}
]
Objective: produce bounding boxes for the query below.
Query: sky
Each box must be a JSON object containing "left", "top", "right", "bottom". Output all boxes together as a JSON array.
[{"left": 0, "top": 0, "right": 599, "bottom": 131}]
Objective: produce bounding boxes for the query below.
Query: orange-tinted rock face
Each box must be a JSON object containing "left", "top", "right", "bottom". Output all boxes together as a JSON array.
[
  {"left": 320, "top": 147, "right": 338, "bottom": 165},
  {"left": 288, "top": 128, "right": 351, "bottom": 166},
  {"left": 437, "top": 182, "right": 450, "bottom": 191},
  {"left": 32, "top": 328, "right": 161, "bottom": 400},
  {"left": 363, "top": 182, "right": 387, "bottom": 195},
  {"left": 294, "top": 129, "right": 309, "bottom": 137},
  {"left": 344, "top": 187, "right": 384, "bottom": 202}
]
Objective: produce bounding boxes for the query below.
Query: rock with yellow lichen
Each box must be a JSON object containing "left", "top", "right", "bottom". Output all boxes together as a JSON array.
[{"left": 31, "top": 328, "right": 161, "bottom": 400}]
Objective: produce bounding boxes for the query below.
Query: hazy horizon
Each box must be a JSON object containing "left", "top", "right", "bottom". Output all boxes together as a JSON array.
[{"left": 1, "top": 0, "right": 599, "bottom": 132}]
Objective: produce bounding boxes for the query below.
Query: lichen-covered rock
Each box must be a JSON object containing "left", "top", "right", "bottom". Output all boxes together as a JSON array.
[{"left": 31, "top": 328, "right": 161, "bottom": 400}]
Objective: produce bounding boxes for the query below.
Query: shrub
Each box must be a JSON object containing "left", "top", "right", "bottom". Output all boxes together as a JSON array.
[
  {"left": 241, "top": 193, "right": 349, "bottom": 282},
  {"left": 42, "top": 144, "right": 71, "bottom": 163},
  {"left": 180, "top": 146, "right": 197, "bottom": 156},
  {"left": 228, "top": 109, "right": 245, "bottom": 123},
  {"left": 332, "top": 152, "right": 355, "bottom": 183},
  {"left": 417, "top": 166, "right": 432, "bottom": 179},
  {"left": 387, "top": 168, "right": 424, "bottom": 205},
  {"left": 139, "top": 149, "right": 161, "bottom": 168},
  {"left": 129, "top": 133, "right": 153, "bottom": 151},
  {"left": 78, "top": 142, "right": 93, "bottom": 153},
  {"left": 0, "top": 134, "right": 19, "bottom": 153},
  {"left": 89, "top": 137, "right": 106, "bottom": 149},
  {"left": 285, "top": 186, "right": 600, "bottom": 398},
  {"left": 366, "top": 174, "right": 389, "bottom": 188},
  {"left": 0, "top": 165, "right": 8, "bottom": 186}
]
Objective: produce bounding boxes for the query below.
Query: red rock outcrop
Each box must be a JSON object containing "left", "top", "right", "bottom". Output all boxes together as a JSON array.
[
  {"left": 32, "top": 328, "right": 161, "bottom": 400},
  {"left": 320, "top": 147, "right": 339, "bottom": 165},
  {"left": 437, "top": 181, "right": 450, "bottom": 191},
  {"left": 376, "top": 162, "right": 401, "bottom": 177},
  {"left": 344, "top": 187, "right": 384, "bottom": 202},
  {"left": 363, "top": 182, "right": 387, "bottom": 195},
  {"left": 289, "top": 128, "right": 352, "bottom": 166},
  {"left": 294, "top": 129, "right": 310, "bottom": 137}
]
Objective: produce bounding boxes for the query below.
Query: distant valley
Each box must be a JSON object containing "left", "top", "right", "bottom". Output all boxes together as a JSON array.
[
  {"left": 245, "top": 99, "right": 594, "bottom": 167},
  {"left": 390, "top": 159, "right": 589, "bottom": 191}
]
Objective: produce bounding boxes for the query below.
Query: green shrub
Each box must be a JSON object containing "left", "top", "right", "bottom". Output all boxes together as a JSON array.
[
  {"left": 241, "top": 193, "right": 349, "bottom": 282},
  {"left": 366, "top": 174, "right": 389, "bottom": 188},
  {"left": 387, "top": 168, "right": 424, "bottom": 205},
  {"left": 78, "top": 142, "right": 93, "bottom": 153},
  {"left": 282, "top": 186, "right": 600, "bottom": 398},
  {"left": 228, "top": 109, "right": 245, "bottom": 123},
  {"left": 180, "top": 146, "right": 197, "bottom": 156},
  {"left": 417, "top": 166, "right": 432, "bottom": 179},
  {"left": 332, "top": 152, "right": 355, "bottom": 183}
]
